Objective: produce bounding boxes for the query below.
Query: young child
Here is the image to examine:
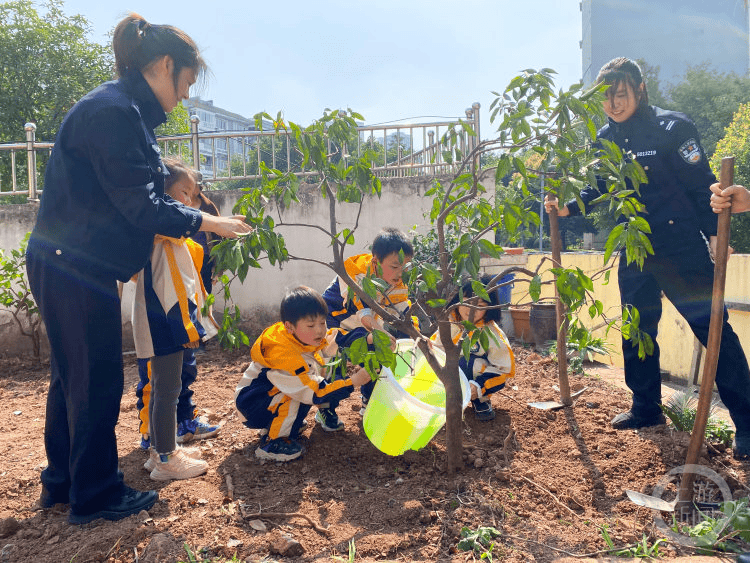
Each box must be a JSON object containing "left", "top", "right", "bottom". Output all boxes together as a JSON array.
[
  {"left": 135, "top": 166, "right": 221, "bottom": 451},
  {"left": 132, "top": 158, "right": 216, "bottom": 480},
  {"left": 431, "top": 274, "right": 515, "bottom": 421},
  {"left": 322, "top": 227, "right": 419, "bottom": 422},
  {"left": 235, "top": 286, "right": 371, "bottom": 462}
]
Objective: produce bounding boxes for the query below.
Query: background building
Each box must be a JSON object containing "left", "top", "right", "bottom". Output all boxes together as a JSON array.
[
  {"left": 581, "top": 0, "right": 750, "bottom": 86},
  {"left": 183, "top": 97, "right": 254, "bottom": 177}
]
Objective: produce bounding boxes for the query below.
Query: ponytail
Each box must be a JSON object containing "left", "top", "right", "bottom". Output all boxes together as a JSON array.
[{"left": 112, "top": 13, "right": 207, "bottom": 86}]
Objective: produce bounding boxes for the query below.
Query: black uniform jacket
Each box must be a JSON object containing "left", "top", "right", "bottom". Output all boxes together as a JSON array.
[
  {"left": 30, "top": 70, "right": 202, "bottom": 281},
  {"left": 566, "top": 105, "right": 717, "bottom": 249}
]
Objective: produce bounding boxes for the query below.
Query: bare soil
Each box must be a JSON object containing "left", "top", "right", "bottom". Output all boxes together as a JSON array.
[{"left": 1, "top": 341, "right": 748, "bottom": 562}]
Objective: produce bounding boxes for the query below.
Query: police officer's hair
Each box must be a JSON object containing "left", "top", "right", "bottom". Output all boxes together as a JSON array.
[
  {"left": 596, "top": 57, "right": 649, "bottom": 108},
  {"left": 280, "top": 286, "right": 328, "bottom": 324},
  {"left": 113, "top": 13, "right": 208, "bottom": 90},
  {"left": 371, "top": 228, "right": 413, "bottom": 262}
]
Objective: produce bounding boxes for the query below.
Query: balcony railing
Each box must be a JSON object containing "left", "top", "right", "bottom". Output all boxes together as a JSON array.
[{"left": 0, "top": 103, "right": 479, "bottom": 200}]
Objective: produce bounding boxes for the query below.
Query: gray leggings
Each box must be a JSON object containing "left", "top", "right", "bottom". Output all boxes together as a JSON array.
[{"left": 148, "top": 350, "right": 184, "bottom": 455}]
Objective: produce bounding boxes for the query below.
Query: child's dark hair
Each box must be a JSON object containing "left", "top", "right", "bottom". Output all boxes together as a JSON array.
[
  {"left": 453, "top": 273, "right": 500, "bottom": 323},
  {"left": 597, "top": 57, "right": 649, "bottom": 108},
  {"left": 372, "top": 227, "right": 413, "bottom": 261},
  {"left": 113, "top": 13, "right": 208, "bottom": 90},
  {"left": 162, "top": 157, "right": 198, "bottom": 195},
  {"left": 193, "top": 171, "right": 220, "bottom": 216},
  {"left": 280, "top": 286, "right": 328, "bottom": 324}
]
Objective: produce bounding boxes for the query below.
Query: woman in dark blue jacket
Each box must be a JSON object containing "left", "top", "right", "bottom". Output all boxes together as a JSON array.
[
  {"left": 546, "top": 58, "right": 750, "bottom": 461},
  {"left": 26, "top": 13, "right": 250, "bottom": 524}
]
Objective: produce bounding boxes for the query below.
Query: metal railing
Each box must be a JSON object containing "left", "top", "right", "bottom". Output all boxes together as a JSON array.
[{"left": 0, "top": 103, "right": 480, "bottom": 200}]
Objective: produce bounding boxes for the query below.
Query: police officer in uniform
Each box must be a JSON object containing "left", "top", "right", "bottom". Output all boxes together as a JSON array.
[
  {"left": 26, "top": 14, "right": 251, "bottom": 524},
  {"left": 546, "top": 57, "right": 750, "bottom": 461}
]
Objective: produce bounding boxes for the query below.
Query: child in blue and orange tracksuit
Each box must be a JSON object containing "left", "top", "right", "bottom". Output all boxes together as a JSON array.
[
  {"left": 431, "top": 274, "right": 515, "bottom": 421},
  {"left": 322, "top": 228, "right": 419, "bottom": 425},
  {"left": 235, "top": 287, "right": 371, "bottom": 462},
  {"left": 135, "top": 177, "right": 221, "bottom": 450},
  {"left": 132, "top": 159, "right": 217, "bottom": 481}
]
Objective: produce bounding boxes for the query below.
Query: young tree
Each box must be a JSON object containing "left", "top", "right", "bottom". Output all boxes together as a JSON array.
[
  {"left": 0, "top": 233, "right": 42, "bottom": 358},
  {"left": 212, "top": 70, "right": 650, "bottom": 473}
]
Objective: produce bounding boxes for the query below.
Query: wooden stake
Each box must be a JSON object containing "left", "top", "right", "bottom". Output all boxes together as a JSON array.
[
  {"left": 548, "top": 207, "right": 572, "bottom": 405},
  {"left": 676, "top": 156, "right": 734, "bottom": 508}
]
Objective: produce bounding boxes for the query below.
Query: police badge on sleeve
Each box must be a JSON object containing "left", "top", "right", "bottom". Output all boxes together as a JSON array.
[{"left": 678, "top": 138, "right": 702, "bottom": 164}]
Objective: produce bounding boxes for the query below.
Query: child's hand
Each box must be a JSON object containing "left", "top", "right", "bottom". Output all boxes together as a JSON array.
[
  {"left": 351, "top": 367, "right": 373, "bottom": 387},
  {"left": 184, "top": 341, "right": 200, "bottom": 349}
]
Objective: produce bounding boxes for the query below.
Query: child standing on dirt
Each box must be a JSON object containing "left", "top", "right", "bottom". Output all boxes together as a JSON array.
[
  {"left": 322, "top": 227, "right": 419, "bottom": 423},
  {"left": 235, "top": 286, "right": 371, "bottom": 462},
  {"left": 132, "top": 158, "right": 217, "bottom": 480},
  {"left": 431, "top": 274, "right": 515, "bottom": 421},
  {"left": 135, "top": 168, "right": 221, "bottom": 451}
]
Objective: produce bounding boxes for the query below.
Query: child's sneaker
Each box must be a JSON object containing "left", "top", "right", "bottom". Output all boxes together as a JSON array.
[
  {"left": 255, "top": 435, "right": 303, "bottom": 462},
  {"left": 144, "top": 445, "right": 202, "bottom": 472},
  {"left": 472, "top": 398, "right": 495, "bottom": 421},
  {"left": 149, "top": 449, "right": 208, "bottom": 481},
  {"left": 176, "top": 417, "right": 220, "bottom": 443},
  {"left": 315, "top": 408, "right": 344, "bottom": 432},
  {"left": 359, "top": 397, "right": 369, "bottom": 416},
  {"left": 140, "top": 434, "right": 151, "bottom": 450}
]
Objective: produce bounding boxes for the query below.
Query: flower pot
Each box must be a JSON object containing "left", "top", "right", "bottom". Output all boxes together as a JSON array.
[
  {"left": 509, "top": 306, "right": 531, "bottom": 342},
  {"left": 530, "top": 302, "right": 557, "bottom": 348}
]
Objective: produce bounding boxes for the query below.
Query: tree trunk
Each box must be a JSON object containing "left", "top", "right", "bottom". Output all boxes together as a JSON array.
[
  {"left": 441, "top": 355, "right": 464, "bottom": 474},
  {"left": 416, "top": 338, "right": 464, "bottom": 475}
]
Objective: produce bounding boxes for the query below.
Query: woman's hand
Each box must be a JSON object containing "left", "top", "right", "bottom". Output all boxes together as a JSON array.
[
  {"left": 543, "top": 195, "right": 570, "bottom": 217},
  {"left": 200, "top": 214, "right": 252, "bottom": 239},
  {"left": 710, "top": 183, "right": 750, "bottom": 214}
]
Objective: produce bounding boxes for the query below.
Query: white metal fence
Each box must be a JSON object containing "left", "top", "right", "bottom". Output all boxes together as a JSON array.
[{"left": 0, "top": 103, "right": 480, "bottom": 200}]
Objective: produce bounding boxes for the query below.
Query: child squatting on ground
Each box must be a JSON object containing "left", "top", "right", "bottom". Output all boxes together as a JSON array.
[
  {"left": 431, "top": 274, "right": 515, "bottom": 421},
  {"left": 135, "top": 169, "right": 221, "bottom": 452},
  {"left": 132, "top": 158, "right": 218, "bottom": 480},
  {"left": 235, "top": 287, "right": 371, "bottom": 462},
  {"left": 322, "top": 227, "right": 419, "bottom": 423}
]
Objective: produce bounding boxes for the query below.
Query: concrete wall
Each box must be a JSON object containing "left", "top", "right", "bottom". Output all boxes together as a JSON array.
[
  {"left": 0, "top": 204, "right": 42, "bottom": 356},
  {"left": 514, "top": 251, "right": 750, "bottom": 384},
  {"left": 5, "top": 185, "right": 750, "bottom": 384},
  {"left": 0, "top": 176, "right": 446, "bottom": 355}
]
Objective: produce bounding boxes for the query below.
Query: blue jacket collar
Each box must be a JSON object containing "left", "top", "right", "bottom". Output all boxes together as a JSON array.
[{"left": 121, "top": 70, "right": 168, "bottom": 131}]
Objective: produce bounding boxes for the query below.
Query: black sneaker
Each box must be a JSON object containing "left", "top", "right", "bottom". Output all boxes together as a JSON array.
[
  {"left": 472, "top": 398, "right": 496, "bottom": 421},
  {"left": 315, "top": 408, "right": 344, "bottom": 432},
  {"left": 611, "top": 410, "right": 666, "bottom": 430},
  {"left": 734, "top": 431, "right": 750, "bottom": 461},
  {"left": 37, "top": 486, "right": 69, "bottom": 509},
  {"left": 68, "top": 486, "right": 158, "bottom": 525},
  {"left": 359, "top": 397, "right": 369, "bottom": 416},
  {"left": 255, "top": 436, "right": 303, "bottom": 462}
]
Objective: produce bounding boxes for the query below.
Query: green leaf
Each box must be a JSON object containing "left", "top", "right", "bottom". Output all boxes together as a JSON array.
[
  {"left": 478, "top": 239, "right": 502, "bottom": 258},
  {"left": 529, "top": 275, "right": 542, "bottom": 302}
]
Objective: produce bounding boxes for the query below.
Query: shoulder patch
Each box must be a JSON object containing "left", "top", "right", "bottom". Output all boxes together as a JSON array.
[{"left": 678, "top": 138, "right": 702, "bottom": 164}]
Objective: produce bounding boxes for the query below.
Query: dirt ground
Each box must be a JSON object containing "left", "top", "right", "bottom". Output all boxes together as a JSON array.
[{"left": 1, "top": 340, "right": 749, "bottom": 563}]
